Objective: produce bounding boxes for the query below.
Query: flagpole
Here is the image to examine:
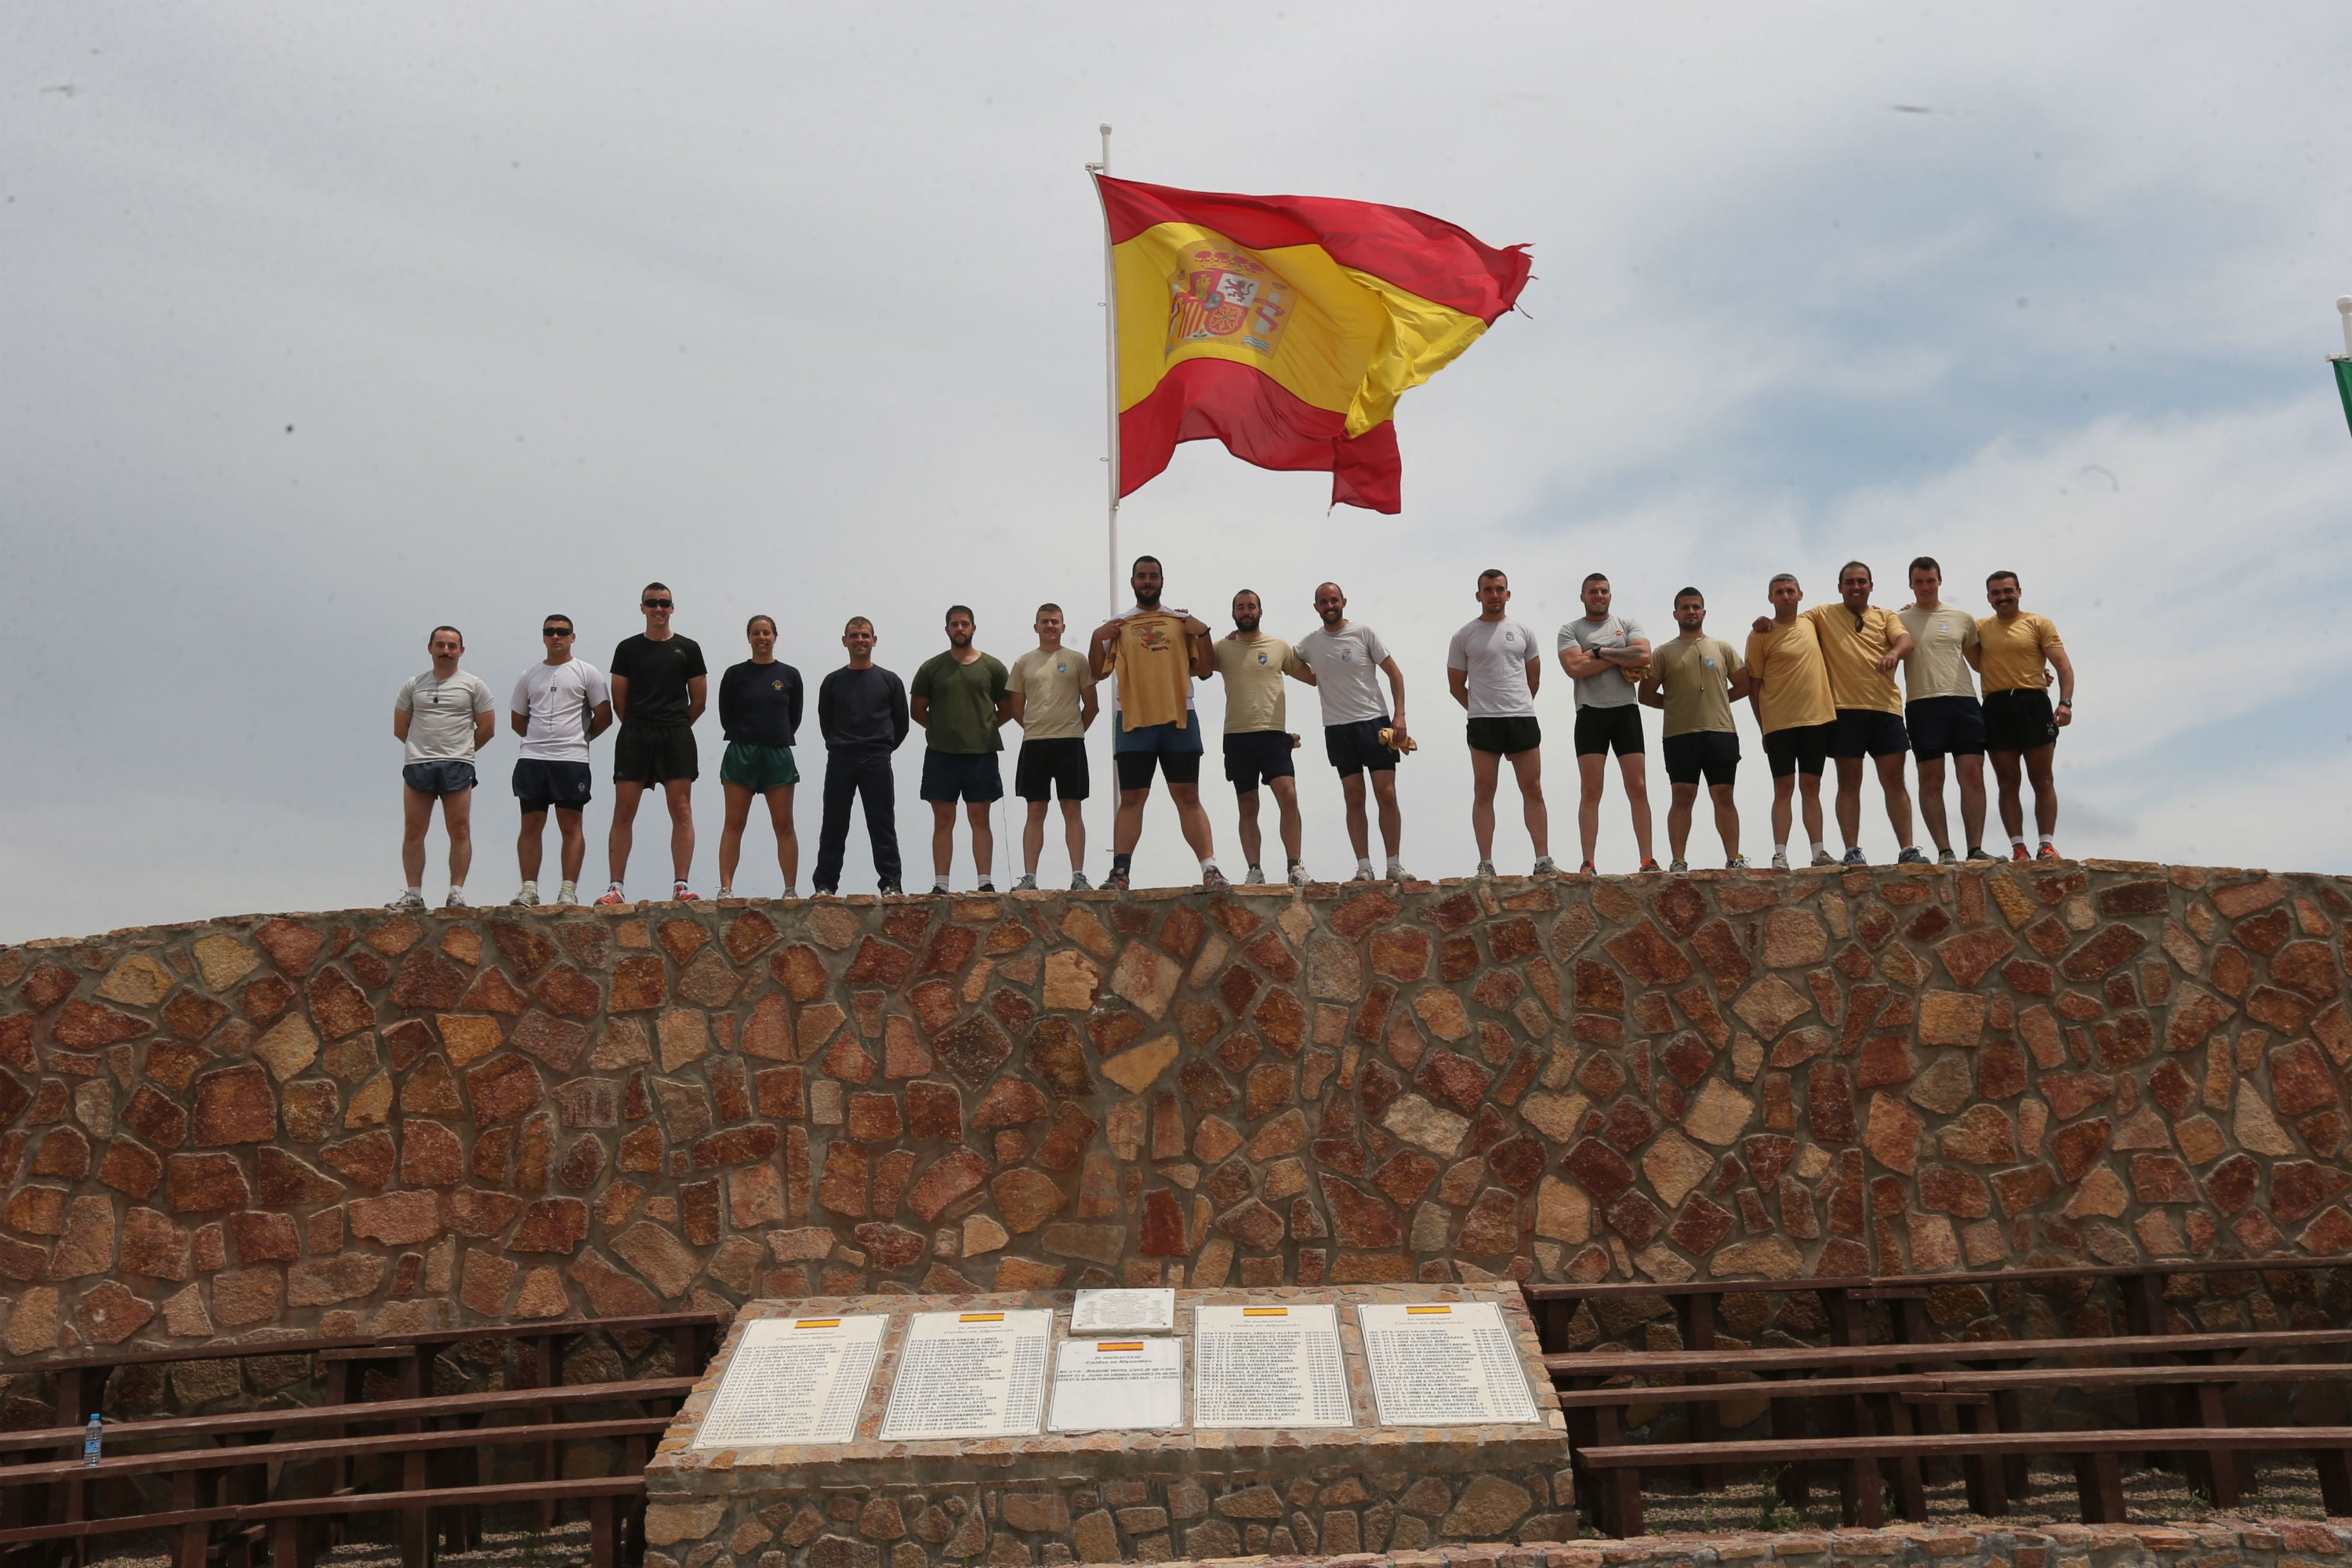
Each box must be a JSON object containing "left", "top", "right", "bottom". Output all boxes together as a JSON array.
[{"left": 1088, "top": 125, "right": 1119, "bottom": 615}]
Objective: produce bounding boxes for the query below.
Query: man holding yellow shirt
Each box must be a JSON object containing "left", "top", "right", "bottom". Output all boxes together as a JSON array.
[
  {"left": 1969, "top": 569, "right": 2075, "bottom": 861},
  {"left": 1214, "top": 590, "right": 1311, "bottom": 886},
  {"left": 1760, "top": 561, "right": 1923, "bottom": 866},
  {"left": 1744, "top": 574, "right": 1838, "bottom": 869},
  {"left": 1090, "top": 555, "right": 1224, "bottom": 892}
]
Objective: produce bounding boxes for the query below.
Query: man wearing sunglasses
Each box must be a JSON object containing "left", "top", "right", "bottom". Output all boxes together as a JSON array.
[
  {"left": 508, "top": 615, "right": 612, "bottom": 906},
  {"left": 601, "top": 583, "right": 709, "bottom": 904}
]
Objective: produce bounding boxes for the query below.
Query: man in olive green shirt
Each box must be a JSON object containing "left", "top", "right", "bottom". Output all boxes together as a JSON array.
[
  {"left": 1213, "top": 589, "right": 1310, "bottom": 885},
  {"left": 909, "top": 604, "right": 1011, "bottom": 895},
  {"left": 1007, "top": 604, "right": 1099, "bottom": 891},
  {"left": 1639, "top": 588, "right": 1753, "bottom": 870}
]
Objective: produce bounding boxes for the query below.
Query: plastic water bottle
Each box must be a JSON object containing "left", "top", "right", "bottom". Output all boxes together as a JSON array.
[{"left": 82, "top": 1414, "right": 101, "bottom": 1467}]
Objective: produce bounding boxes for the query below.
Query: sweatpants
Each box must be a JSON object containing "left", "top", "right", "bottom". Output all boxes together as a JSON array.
[{"left": 815, "top": 750, "right": 899, "bottom": 889}]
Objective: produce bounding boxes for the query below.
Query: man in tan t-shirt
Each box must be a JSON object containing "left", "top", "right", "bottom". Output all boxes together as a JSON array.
[
  {"left": 1896, "top": 557, "right": 1990, "bottom": 864},
  {"left": 1007, "top": 604, "right": 1099, "bottom": 891},
  {"left": 1758, "top": 561, "right": 1921, "bottom": 866},
  {"left": 1214, "top": 589, "right": 1311, "bottom": 886},
  {"left": 1638, "top": 587, "right": 1751, "bottom": 870},
  {"left": 1744, "top": 573, "right": 1837, "bottom": 869}
]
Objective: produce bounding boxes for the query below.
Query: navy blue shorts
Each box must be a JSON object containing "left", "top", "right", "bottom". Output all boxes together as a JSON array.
[
  {"left": 402, "top": 760, "right": 477, "bottom": 798},
  {"left": 1223, "top": 731, "right": 1296, "bottom": 792},
  {"left": 1323, "top": 717, "right": 1399, "bottom": 776},
  {"left": 513, "top": 758, "right": 593, "bottom": 814},
  {"left": 1662, "top": 731, "right": 1738, "bottom": 788},
  {"left": 1906, "top": 695, "right": 1987, "bottom": 760},
  {"left": 1831, "top": 707, "right": 1910, "bottom": 760},
  {"left": 920, "top": 750, "right": 1004, "bottom": 804}
]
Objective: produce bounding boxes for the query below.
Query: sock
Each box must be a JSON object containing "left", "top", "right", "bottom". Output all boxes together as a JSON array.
[
  {"left": 1200, "top": 858, "right": 1219, "bottom": 875},
  {"left": 1809, "top": 842, "right": 1825, "bottom": 857},
  {"left": 406, "top": 885, "right": 423, "bottom": 896},
  {"left": 1773, "top": 844, "right": 1787, "bottom": 857},
  {"left": 978, "top": 877, "right": 996, "bottom": 891},
  {"left": 448, "top": 884, "right": 464, "bottom": 895},
  {"left": 931, "top": 877, "right": 949, "bottom": 893},
  {"left": 1112, "top": 853, "right": 1132, "bottom": 875},
  {"left": 1287, "top": 858, "right": 1303, "bottom": 872},
  {"left": 1385, "top": 858, "right": 1406, "bottom": 877},
  {"left": 1356, "top": 857, "right": 1374, "bottom": 876},
  {"left": 520, "top": 880, "right": 537, "bottom": 893},
  {"left": 2038, "top": 834, "right": 2054, "bottom": 848},
  {"left": 560, "top": 880, "right": 576, "bottom": 894},
  {"left": 2010, "top": 834, "right": 2028, "bottom": 849}
]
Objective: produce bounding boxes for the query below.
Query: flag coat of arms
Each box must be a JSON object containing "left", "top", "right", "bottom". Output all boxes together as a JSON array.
[{"left": 1098, "top": 175, "right": 1530, "bottom": 513}]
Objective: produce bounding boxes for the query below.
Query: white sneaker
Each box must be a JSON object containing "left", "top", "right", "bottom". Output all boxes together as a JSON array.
[
  {"left": 1809, "top": 849, "right": 1837, "bottom": 868},
  {"left": 1287, "top": 864, "right": 1308, "bottom": 887},
  {"left": 1769, "top": 851, "right": 1790, "bottom": 869},
  {"left": 715, "top": 886, "right": 734, "bottom": 899},
  {"left": 1014, "top": 874, "right": 1037, "bottom": 891},
  {"left": 443, "top": 888, "right": 468, "bottom": 909},
  {"left": 1069, "top": 873, "right": 1091, "bottom": 891},
  {"left": 557, "top": 885, "right": 581, "bottom": 906},
  {"left": 1386, "top": 864, "right": 1414, "bottom": 882},
  {"left": 511, "top": 886, "right": 540, "bottom": 907},
  {"left": 1726, "top": 855, "right": 1751, "bottom": 869},
  {"left": 387, "top": 890, "right": 426, "bottom": 910},
  {"left": 1531, "top": 856, "right": 1559, "bottom": 877},
  {"left": 1475, "top": 859, "right": 1497, "bottom": 878},
  {"left": 1245, "top": 864, "right": 1265, "bottom": 884},
  {"left": 781, "top": 885, "right": 797, "bottom": 901},
  {"left": 1668, "top": 859, "right": 1689, "bottom": 873}
]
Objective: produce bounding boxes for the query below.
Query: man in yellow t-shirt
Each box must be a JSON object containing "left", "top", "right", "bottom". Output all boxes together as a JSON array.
[
  {"left": 1743, "top": 574, "right": 1837, "bottom": 869},
  {"left": 1759, "top": 561, "right": 1922, "bottom": 867},
  {"left": 1968, "top": 569, "right": 2076, "bottom": 862},
  {"left": 1638, "top": 587, "right": 1752, "bottom": 871},
  {"left": 1089, "top": 554, "right": 1221, "bottom": 892},
  {"left": 1007, "top": 604, "right": 1099, "bottom": 892},
  {"left": 1213, "top": 590, "right": 1310, "bottom": 887}
]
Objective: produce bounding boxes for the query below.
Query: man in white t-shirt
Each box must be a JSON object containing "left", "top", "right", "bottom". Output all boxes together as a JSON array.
[
  {"left": 508, "top": 613, "right": 614, "bottom": 907},
  {"left": 1446, "top": 569, "right": 1555, "bottom": 877},
  {"left": 1290, "top": 582, "right": 1414, "bottom": 882},
  {"left": 390, "top": 625, "right": 497, "bottom": 909},
  {"left": 1555, "top": 572, "right": 1658, "bottom": 875}
]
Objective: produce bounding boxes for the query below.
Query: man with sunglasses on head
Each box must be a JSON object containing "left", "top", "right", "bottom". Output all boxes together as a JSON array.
[
  {"left": 390, "top": 625, "right": 497, "bottom": 909},
  {"left": 600, "top": 582, "right": 708, "bottom": 905},
  {"left": 508, "top": 615, "right": 612, "bottom": 906}
]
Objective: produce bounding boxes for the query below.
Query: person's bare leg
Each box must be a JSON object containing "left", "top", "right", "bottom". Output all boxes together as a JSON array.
[
  {"left": 1058, "top": 798, "right": 1085, "bottom": 877},
  {"left": 1874, "top": 751, "right": 1915, "bottom": 849},
  {"left": 608, "top": 781, "right": 647, "bottom": 885},
  {"left": 1798, "top": 771, "right": 1826, "bottom": 849},
  {"left": 662, "top": 778, "right": 695, "bottom": 885},
  {"left": 1956, "top": 753, "right": 1987, "bottom": 850},
  {"left": 1512, "top": 748, "right": 1549, "bottom": 861},
  {"left": 441, "top": 789, "right": 474, "bottom": 887},
  {"left": 2024, "top": 743, "right": 2060, "bottom": 840},
  {"left": 1470, "top": 750, "right": 1501, "bottom": 861},
  {"left": 1667, "top": 782, "right": 1697, "bottom": 863},
  {"left": 1576, "top": 751, "right": 1606, "bottom": 865},
  {"left": 1022, "top": 800, "right": 1049, "bottom": 877},
  {"left": 965, "top": 799, "right": 994, "bottom": 883},
  {"left": 1991, "top": 751, "right": 2026, "bottom": 842},
  {"left": 1113, "top": 787, "right": 1149, "bottom": 856},
  {"left": 1370, "top": 770, "right": 1403, "bottom": 862},
  {"left": 1771, "top": 773, "right": 1795, "bottom": 850},
  {"left": 1833, "top": 756, "right": 1864, "bottom": 849},
  {"left": 931, "top": 800, "right": 956, "bottom": 880},
  {"left": 1271, "top": 775, "right": 1302, "bottom": 863},
  {"left": 1170, "top": 782, "right": 1216, "bottom": 864},
  {"left": 1709, "top": 782, "right": 1740, "bottom": 861},
  {"left": 401, "top": 787, "right": 434, "bottom": 887},
  {"left": 1340, "top": 773, "right": 1371, "bottom": 860},
  {"left": 766, "top": 785, "right": 797, "bottom": 887},
  {"left": 1236, "top": 789, "right": 1265, "bottom": 869},
  {"left": 719, "top": 782, "right": 755, "bottom": 890},
  {"left": 1916, "top": 755, "right": 1951, "bottom": 854},
  {"left": 517, "top": 808, "right": 546, "bottom": 885},
  {"left": 1621, "top": 752, "right": 1654, "bottom": 863},
  {"left": 554, "top": 808, "right": 586, "bottom": 884}
]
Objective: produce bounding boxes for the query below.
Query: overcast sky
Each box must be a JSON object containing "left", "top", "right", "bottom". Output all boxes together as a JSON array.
[{"left": 5, "top": 2, "right": 2350, "bottom": 942}]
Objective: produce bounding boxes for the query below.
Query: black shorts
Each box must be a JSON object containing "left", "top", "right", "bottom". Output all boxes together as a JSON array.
[
  {"left": 1907, "top": 695, "right": 1987, "bottom": 760},
  {"left": 1984, "top": 688, "right": 2060, "bottom": 753},
  {"left": 1013, "top": 737, "right": 1089, "bottom": 802},
  {"left": 1764, "top": 721, "right": 1834, "bottom": 779},
  {"left": 1223, "top": 731, "right": 1296, "bottom": 793},
  {"left": 1466, "top": 715, "right": 1541, "bottom": 757},
  {"left": 1324, "top": 717, "right": 1399, "bottom": 777},
  {"left": 1573, "top": 704, "right": 1646, "bottom": 758},
  {"left": 514, "top": 759, "right": 593, "bottom": 815},
  {"left": 1116, "top": 749, "right": 1203, "bottom": 791},
  {"left": 1831, "top": 707, "right": 1910, "bottom": 760},
  {"left": 401, "top": 760, "right": 477, "bottom": 798},
  {"left": 613, "top": 724, "right": 698, "bottom": 786},
  {"left": 1662, "top": 731, "right": 1739, "bottom": 788},
  {"left": 920, "top": 750, "right": 1004, "bottom": 804}
]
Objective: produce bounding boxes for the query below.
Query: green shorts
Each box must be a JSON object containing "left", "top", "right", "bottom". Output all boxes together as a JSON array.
[{"left": 719, "top": 742, "right": 800, "bottom": 791}]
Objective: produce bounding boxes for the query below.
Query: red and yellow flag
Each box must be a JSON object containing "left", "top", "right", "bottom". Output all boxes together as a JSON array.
[{"left": 1098, "top": 175, "right": 1530, "bottom": 514}]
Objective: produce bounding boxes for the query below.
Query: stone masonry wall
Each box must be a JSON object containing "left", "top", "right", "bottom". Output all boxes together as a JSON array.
[{"left": 0, "top": 862, "right": 2347, "bottom": 1370}]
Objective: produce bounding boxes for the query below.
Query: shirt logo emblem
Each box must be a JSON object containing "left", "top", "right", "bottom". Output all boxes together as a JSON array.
[
  {"left": 1340, "top": 650, "right": 1352, "bottom": 662},
  {"left": 1055, "top": 663, "right": 1067, "bottom": 675},
  {"left": 1255, "top": 652, "right": 1267, "bottom": 665}
]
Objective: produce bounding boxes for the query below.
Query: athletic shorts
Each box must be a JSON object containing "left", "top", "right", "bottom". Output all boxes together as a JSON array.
[
  {"left": 1831, "top": 707, "right": 1910, "bottom": 760},
  {"left": 1112, "top": 715, "right": 1205, "bottom": 756},
  {"left": 1906, "top": 695, "right": 1986, "bottom": 760},
  {"left": 1573, "top": 704, "right": 1646, "bottom": 758},
  {"left": 1984, "top": 688, "right": 2060, "bottom": 753},
  {"left": 1223, "top": 730, "right": 1295, "bottom": 793},
  {"left": 1323, "top": 717, "right": 1399, "bottom": 777},
  {"left": 920, "top": 750, "right": 1004, "bottom": 804},
  {"left": 402, "top": 760, "right": 477, "bottom": 798},
  {"left": 512, "top": 758, "right": 592, "bottom": 814},
  {"left": 1662, "top": 731, "right": 1739, "bottom": 789},
  {"left": 1763, "top": 721, "right": 1834, "bottom": 779},
  {"left": 1116, "top": 749, "right": 1202, "bottom": 791},
  {"left": 720, "top": 742, "right": 800, "bottom": 792},
  {"left": 613, "top": 724, "right": 698, "bottom": 786},
  {"left": 1466, "top": 715, "right": 1541, "bottom": 757},
  {"left": 1014, "top": 737, "right": 1089, "bottom": 802}
]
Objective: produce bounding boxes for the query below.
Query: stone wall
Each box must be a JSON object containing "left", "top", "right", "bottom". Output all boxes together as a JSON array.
[{"left": 1, "top": 862, "right": 2347, "bottom": 1368}]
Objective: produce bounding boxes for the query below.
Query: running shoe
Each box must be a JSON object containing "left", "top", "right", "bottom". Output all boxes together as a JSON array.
[
  {"left": 1897, "top": 848, "right": 1929, "bottom": 866},
  {"left": 1841, "top": 848, "right": 1867, "bottom": 867},
  {"left": 386, "top": 890, "right": 426, "bottom": 910},
  {"left": 1533, "top": 857, "right": 1560, "bottom": 877},
  {"left": 877, "top": 881, "right": 904, "bottom": 897},
  {"left": 594, "top": 886, "right": 628, "bottom": 907},
  {"left": 715, "top": 887, "right": 734, "bottom": 900},
  {"left": 811, "top": 885, "right": 839, "bottom": 898},
  {"left": 977, "top": 879, "right": 996, "bottom": 894},
  {"left": 1639, "top": 857, "right": 1661, "bottom": 873},
  {"left": 1668, "top": 860, "right": 1689, "bottom": 873},
  {"left": 1287, "top": 864, "right": 1308, "bottom": 887},
  {"left": 1013, "top": 874, "right": 1038, "bottom": 891},
  {"left": 2010, "top": 844, "right": 2032, "bottom": 862},
  {"left": 444, "top": 889, "right": 468, "bottom": 909},
  {"left": 511, "top": 887, "right": 540, "bottom": 907},
  {"left": 557, "top": 886, "right": 581, "bottom": 906},
  {"left": 1577, "top": 858, "right": 1596, "bottom": 876},
  {"left": 1070, "top": 873, "right": 1091, "bottom": 891},
  {"left": 1386, "top": 865, "right": 1414, "bottom": 882},
  {"left": 1727, "top": 855, "right": 1751, "bottom": 870},
  {"left": 1201, "top": 866, "right": 1231, "bottom": 889},
  {"left": 1106, "top": 867, "right": 1131, "bottom": 892},
  {"left": 1349, "top": 867, "right": 1376, "bottom": 882},
  {"left": 1475, "top": 860, "right": 1497, "bottom": 878},
  {"left": 1966, "top": 847, "right": 1997, "bottom": 862},
  {"left": 2037, "top": 844, "right": 2061, "bottom": 862},
  {"left": 673, "top": 886, "right": 699, "bottom": 902},
  {"left": 1244, "top": 864, "right": 1265, "bottom": 884},
  {"left": 1809, "top": 849, "right": 1837, "bottom": 867},
  {"left": 1770, "top": 851, "right": 1790, "bottom": 869},
  {"left": 1937, "top": 849, "right": 1958, "bottom": 866}
]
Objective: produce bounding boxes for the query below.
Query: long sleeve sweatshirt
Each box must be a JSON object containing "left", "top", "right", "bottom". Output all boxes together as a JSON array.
[
  {"left": 718, "top": 660, "right": 804, "bottom": 746},
  {"left": 818, "top": 665, "right": 909, "bottom": 753}
]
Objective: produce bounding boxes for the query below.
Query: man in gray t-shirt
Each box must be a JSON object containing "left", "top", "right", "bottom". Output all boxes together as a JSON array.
[
  {"left": 391, "top": 625, "right": 497, "bottom": 910},
  {"left": 1290, "top": 581, "right": 1412, "bottom": 881},
  {"left": 1555, "top": 573, "right": 1657, "bottom": 873}
]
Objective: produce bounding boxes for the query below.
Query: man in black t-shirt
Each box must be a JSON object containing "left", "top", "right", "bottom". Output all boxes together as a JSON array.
[{"left": 599, "top": 581, "right": 709, "bottom": 904}]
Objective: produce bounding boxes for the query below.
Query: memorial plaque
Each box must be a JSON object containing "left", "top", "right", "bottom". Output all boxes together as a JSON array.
[
  {"left": 692, "top": 1313, "right": 887, "bottom": 1447},
  {"left": 877, "top": 1308, "right": 1052, "bottom": 1441},
  {"left": 1068, "top": 1287, "right": 1175, "bottom": 1334},
  {"left": 1191, "top": 1303, "right": 1352, "bottom": 1428},
  {"left": 1357, "top": 1301, "right": 1538, "bottom": 1425},
  {"left": 1045, "top": 1336, "right": 1185, "bottom": 1432}
]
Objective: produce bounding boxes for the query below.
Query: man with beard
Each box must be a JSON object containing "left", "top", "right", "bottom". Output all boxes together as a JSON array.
[
  {"left": 910, "top": 604, "right": 1012, "bottom": 894},
  {"left": 1213, "top": 588, "right": 1309, "bottom": 885},
  {"left": 1290, "top": 582, "right": 1412, "bottom": 881},
  {"left": 1088, "top": 556, "right": 1224, "bottom": 891}
]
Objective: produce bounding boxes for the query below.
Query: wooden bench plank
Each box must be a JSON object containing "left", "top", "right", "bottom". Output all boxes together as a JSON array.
[
  {"left": 1575, "top": 1425, "right": 2352, "bottom": 1465},
  {"left": 0, "top": 1311, "right": 727, "bottom": 1377},
  {"left": 1547, "top": 1327, "right": 2352, "bottom": 1377},
  {"left": 1552, "top": 1374, "right": 1944, "bottom": 1408},
  {"left": 0, "top": 1477, "right": 644, "bottom": 1548},
  {"left": 0, "top": 1417, "right": 668, "bottom": 1487},
  {"left": 1940, "top": 1363, "right": 2352, "bottom": 1392}
]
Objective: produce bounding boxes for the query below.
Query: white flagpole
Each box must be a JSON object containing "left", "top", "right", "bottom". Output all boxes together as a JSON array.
[{"left": 1088, "top": 125, "right": 1120, "bottom": 615}]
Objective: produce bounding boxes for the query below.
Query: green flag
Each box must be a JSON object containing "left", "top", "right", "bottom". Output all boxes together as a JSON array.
[{"left": 2337, "top": 358, "right": 2352, "bottom": 437}]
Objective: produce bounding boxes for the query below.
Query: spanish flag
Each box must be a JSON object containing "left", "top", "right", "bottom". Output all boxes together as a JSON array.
[{"left": 1098, "top": 176, "right": 1530, "bottom": 514}]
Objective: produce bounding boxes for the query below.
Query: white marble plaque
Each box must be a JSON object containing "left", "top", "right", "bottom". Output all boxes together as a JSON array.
[
  {"left": 1192, "top": 1303, "right": 1352, "bottom": 1428},
  {"left": 877, "top": 1309, "right": 1052, "bottom": 1441},
  {"left": 1357, "top": 1301, "right": 1538, "bottom": 1426},
  {"left": 693, "top": 1314, "right": 887, "bottom": 1447},
  {"left": 1069, "top": 1288, "right": 1176, "bottom": 1334},
  {"left": 1046, "top": 1336, "right": 1185, "bottom": 1432}
]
